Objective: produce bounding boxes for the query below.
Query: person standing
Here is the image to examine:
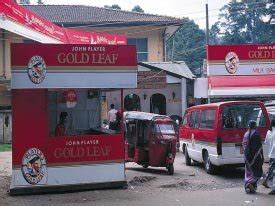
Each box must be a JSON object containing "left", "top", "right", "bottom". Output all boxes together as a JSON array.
[
  {"left": 243, "top": 120, "right": 264, "bottom": 194},
  {"left": 55, "top": 112, "right": 68, "bottom": 136},
  {"left": 262, "top": 119, "right": 275, "bottom": 195},
  {"left": 108, "top": 104, "right": 117, "bottom": 130}
]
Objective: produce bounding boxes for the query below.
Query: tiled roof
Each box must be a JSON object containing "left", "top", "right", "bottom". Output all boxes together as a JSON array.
[{"left": 24, "top": 5, "right": 184, "bottom": 26}]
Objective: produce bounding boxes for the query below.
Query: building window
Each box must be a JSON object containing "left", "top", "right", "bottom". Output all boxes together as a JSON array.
[{"left": 127, "top": 38, "right": 148, "bottom": 62}]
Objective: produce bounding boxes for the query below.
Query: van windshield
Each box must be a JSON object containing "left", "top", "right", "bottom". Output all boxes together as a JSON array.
[
  {"left": 266, "top": 106, "right": 275, "bottom": 121},
  {"left": 155, "top": 124, "right": 175, "bottom": 134},
  {"left": 222, "top": 104, "right": 266, "bottom": 129}
]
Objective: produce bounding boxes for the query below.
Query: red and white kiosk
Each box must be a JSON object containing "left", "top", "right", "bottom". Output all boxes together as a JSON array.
[{"left": 10, "top": 43, "right": 137, "bottom": 194}]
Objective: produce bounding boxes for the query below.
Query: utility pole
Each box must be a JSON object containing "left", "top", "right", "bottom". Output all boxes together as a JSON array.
[
  {"left": 205, "top": 0, "right": 209, "bottom": 45},
  {"left": 205, "top": 1, "right": 210, "bottom": 103}
]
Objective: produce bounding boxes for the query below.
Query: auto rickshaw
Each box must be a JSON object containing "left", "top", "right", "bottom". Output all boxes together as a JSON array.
[{"left": 124, "top": 111, "right": 177, "bottom": 175}]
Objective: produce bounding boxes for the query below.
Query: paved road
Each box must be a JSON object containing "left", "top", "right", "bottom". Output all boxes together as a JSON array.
[{"left": 0, "top": 151, "right": 274, "bottom": 206}]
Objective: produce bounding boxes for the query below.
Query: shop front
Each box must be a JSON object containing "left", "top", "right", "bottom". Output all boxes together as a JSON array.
[
  {"left": 10, "top": 43, "right": 137, "bottom": 194},
  {"left": 207, "top": 44, "right": 275, "bottom": 102}
]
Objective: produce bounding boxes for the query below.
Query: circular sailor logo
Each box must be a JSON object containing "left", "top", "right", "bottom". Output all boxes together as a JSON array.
[
  {"left": 225, "top": 52, "right": 239, "bottom": 74},
  {"left": 27, "top": 56, "right": 46, "bottom": 84},
  {"left": 21, "top": 148, "right": 47, "bottom": 185}
]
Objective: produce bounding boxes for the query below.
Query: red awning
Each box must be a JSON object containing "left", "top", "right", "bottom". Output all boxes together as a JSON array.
[
  {"left": 209, "top": 75, "right": 275, "bottom": 88},
  {"left": 209, "top": 75, "right": 275, "bottom": 97},
  {"left": 0, "top": 0, "right": 126, "bottom": 44}
]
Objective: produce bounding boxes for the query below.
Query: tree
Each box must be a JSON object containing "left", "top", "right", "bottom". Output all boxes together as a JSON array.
[
  {"left": 37, "top": 0, "right": 43, "bottom": 4},
  {"left": 214, "top": 0, "right": 274, "bottom": 44},
  {"left": 209, "top": 22, "right": 221, "bottom": 45},
  {"left": 19, "top": 0, "right": 30, "bottom": 4},
  {"left": 166, "top": 18, "right": 206, "bottom": 76},
  {"left": 132, "top": 5, "right": 144, "bottom": 13},
  {"left": 104, "top": 4, "right": 121, "bottom": 10}
]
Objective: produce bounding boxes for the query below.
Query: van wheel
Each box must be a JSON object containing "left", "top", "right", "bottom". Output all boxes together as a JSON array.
[
  {"left": 142, "top": 164, "right": 148, "bottom": 168},
  {"left": 167, "top": 163, "right": 174, "bottom": 175},
  {"left": 203, "top": 151, "right": 216, "bottom": 175},
  {"left": 185, "top": 146, "right": 192, "bottom": 166}
]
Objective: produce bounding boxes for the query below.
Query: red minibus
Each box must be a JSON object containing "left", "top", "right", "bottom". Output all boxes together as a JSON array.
[{"left": 179, "top": 101, "right": 270, "bottom": 174}]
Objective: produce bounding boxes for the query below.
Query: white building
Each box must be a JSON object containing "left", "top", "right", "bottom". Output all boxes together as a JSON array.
[{"left": 107, "top": 61, "right": 195, "bottom": 120}]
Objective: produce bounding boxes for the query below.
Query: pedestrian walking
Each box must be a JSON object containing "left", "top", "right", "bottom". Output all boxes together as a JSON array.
[
  {"left": 262, "top": 119, "right": 275, "bottom": 195},
  {"left": 108, "top": 104, "right": 118, "bottom": 130},
  {"left": 243, "top": 120, "right": 264, "bottom": 194}
]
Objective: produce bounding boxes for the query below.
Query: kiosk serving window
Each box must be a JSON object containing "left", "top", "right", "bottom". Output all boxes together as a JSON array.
[{"left": 48, "top": 89, "right": 101, "bottom": 136}]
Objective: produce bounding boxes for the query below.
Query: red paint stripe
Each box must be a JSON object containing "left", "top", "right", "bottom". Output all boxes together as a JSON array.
[{"left": 209, "top": 75, "right": 275, "bottom": 88}]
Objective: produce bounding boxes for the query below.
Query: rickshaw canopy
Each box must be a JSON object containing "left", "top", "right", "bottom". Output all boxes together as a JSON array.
[{"left": 124, "top": 111, "right": 169, "bottom": 122}]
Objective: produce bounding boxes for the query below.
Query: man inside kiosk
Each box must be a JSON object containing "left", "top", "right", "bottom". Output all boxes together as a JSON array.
[
  {"left": 49, "top": 89, "right": 116, "bottom": 137},
  {"left": 55, "top": 112, "right": 68, "bottom": 136}
]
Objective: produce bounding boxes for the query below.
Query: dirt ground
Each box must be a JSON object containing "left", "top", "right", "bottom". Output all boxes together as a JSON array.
[{"left": 0, "top": 151, "right": 274, "bottom": 206}]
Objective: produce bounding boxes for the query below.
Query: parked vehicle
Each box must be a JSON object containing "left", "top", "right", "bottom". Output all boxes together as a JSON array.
[
  {"left": 124, "top": 111, "right": 177, "bottom": 175},
  {"left": 169, "top": 115, "right": 182, "bottom": 151},
  {"left": 179, "top": 101, "right": 270, "bottom": 174},
  {"left": 265, "top": 100, "right": 275, "bottom": 120}
]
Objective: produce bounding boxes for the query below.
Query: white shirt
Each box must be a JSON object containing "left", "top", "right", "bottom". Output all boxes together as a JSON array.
[
  {"left": 108, "top": 109, "right": 117, "bottom": 123},
  {"left": 264, "top": 128, "right": 275, "bottom": 158}
]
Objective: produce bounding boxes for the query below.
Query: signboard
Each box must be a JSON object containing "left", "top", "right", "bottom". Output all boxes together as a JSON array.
[
  {"left": 64, "top": 28, "right": 126, "bottom": 45},
  {"left": 0, "top": 0, "right": 127, "bottom": 44},
  {"left": 0, "top": 0, "right": 66, "bottom": 42},
  {"left": 207, "top": 44, "right": 275, "bottom": 76},
  {"left": 11, "top": 44, "right": 137, "bottom": 89},
  {"left": 137, "top": 71, "right": 166, "bottom": 89}
]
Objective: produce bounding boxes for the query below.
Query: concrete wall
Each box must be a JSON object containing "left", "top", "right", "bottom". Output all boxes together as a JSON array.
[
  {"left": 0, "top": 112, "right": 12, "bottom": 144},
  {"left": 194, "top": 77, "right": 208, "bottom": 98},
  {"left": 106, "top": 84, "right": 182, "bottom": 118},
  {"left": 86, "top": 26, "right": 165, "bottom": 62},
  {"left": 0, "top": 30, "right": 23, "bottom": 106},
  {"left": 0, "top": 30, "right": 23, "bottom": 80}
]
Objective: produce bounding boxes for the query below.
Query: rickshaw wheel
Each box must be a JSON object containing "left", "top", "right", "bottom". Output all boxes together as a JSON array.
[{"left": 167, "top": 163, "right": 174, "bottom": 175}]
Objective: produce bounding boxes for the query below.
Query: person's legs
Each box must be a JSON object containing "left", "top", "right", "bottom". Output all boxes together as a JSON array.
[
  {"left": 269, "top": 160, "right": 275, "bottom": 195},
  {"left": 263, "top": 159, "right": 274, "bottom": 188},
  {"left": 245, "top": 164, "right": 256, "bottom": 194}
]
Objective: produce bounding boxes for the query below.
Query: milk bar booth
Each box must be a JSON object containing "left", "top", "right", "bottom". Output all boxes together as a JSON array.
[{"left": 10, "top": 44, "right": 137, "bottom": 194}]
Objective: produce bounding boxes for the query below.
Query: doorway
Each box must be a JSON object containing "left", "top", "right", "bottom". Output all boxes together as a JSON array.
[
  {"left": 150, "top": 93, "right": 166, "bottom": 115},
  {"left": 124, "top": 94, "right": 141, "bottom": 111}
]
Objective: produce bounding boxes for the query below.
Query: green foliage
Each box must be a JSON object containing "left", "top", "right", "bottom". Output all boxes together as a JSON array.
[
  {"left": 37, "top": 0, "right": 43, "bottom": 4},
  {"left": 132, "top": 5, "right": 144, "bottom": 13},
  {"left": 0, "top": 144, "right": 11, "bottom": 152},
  {"left": 211, "top": 0, "right": 274, "bottom": 44},
  {"left": 166, "top": 18, "right": 206, "bottom": 76},
  {"left": 104, "top": 4, "right": 121, "bottom": 10}
]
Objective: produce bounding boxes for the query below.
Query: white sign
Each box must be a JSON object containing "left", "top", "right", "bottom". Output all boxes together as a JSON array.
[{"left": 208, "top": 63, "right": 275, "bottom": 76}]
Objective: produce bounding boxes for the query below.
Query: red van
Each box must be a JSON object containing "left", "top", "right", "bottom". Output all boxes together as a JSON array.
[{"left": 179, "top": 101, "right": 270, "bottom": 174}]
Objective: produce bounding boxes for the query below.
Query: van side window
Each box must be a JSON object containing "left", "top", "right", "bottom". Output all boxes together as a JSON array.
[
  {"left": 200, "top": 110, "right": 215, "bottom": 129},
  {"left": 189, "top": 111, "right": 200, "bottom": 128}
]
